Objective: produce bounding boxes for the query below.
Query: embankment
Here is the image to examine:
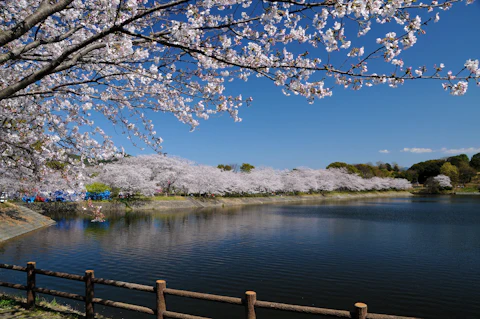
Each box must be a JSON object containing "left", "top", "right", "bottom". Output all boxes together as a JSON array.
[
  {"left": 0, "top": 203, "right": 56, "bottom": 242},
  {"left": 23, "top": 191, "right": 413, "bottom": 214}
]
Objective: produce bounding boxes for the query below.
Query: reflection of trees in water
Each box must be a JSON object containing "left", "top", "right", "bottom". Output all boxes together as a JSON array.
[
  {"left": 83, "top": 220, "right": 111, "bottom": 235},
  {"left": 89, "top": 206, "right": 279, "bottom": 254},
  {"left": 45, "top": 210, "right": 80, "bottom": 221},
  {"left": 36, "top": 198, "right": 480, "bottom": 259},
  {"left": 55, "top": 217, "right": 81, "bottom": 231},
  {"left": 11, "top": 205, "right": 317, "bottom": 262},
  {"left": 0, "top": 205, "right": 300, "bottom": 278},
  {"left": 122, "top": 211, "right": 151, "bottom": 227},
  {"left": 46, "top": 199, "right": 415, "bottom": 245}
]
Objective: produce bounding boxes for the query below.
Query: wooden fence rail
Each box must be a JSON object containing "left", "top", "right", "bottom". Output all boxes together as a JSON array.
[{"left": 0, "top": 262, "right": 420, "bottom": 319}]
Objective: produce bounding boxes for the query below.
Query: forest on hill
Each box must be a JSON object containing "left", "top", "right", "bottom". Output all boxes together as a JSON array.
[{"left": 328, "top": 153, "right": 480, "bottom": 187}]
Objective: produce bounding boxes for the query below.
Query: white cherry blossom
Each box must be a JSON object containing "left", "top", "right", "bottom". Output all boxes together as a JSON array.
[{"left": 0, "top": 0, "right": 478, "bottom": 178}]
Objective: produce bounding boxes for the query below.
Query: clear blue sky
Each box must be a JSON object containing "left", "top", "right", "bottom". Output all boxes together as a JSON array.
[{"left": 108, "top": 4, "right": 480, "bottom": 170}]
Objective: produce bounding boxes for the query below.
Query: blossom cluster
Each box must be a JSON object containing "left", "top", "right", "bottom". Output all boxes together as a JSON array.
[{"left": 0, "top": 0, "right": 478, "bottom": 179}]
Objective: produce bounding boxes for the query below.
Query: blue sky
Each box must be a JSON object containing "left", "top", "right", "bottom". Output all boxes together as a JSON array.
[{"left": 109, "top": 3, "right": 480, "bottom": 170}]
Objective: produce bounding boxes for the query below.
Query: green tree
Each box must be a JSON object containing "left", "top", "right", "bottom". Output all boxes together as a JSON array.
[
  {"left": 395, "top": 169, "right": 419, "bottom": 183},
  {"left": 392, "top": 162, "right": 400, "bottom": 173},
  {"left": 85, "top": 182, "right": 111, "bottom": 193},
  {"left": 405, "top": 170, "right": 419, "bottom": 183},
  {"left": 471, "top": 153, "right": 480, "bottom": 171},
  {"left": 440, "top": 162, "right": 459, "bottom": 186},
  {"left": 457, "top": 162, "right": 477, "bottom": 184},
  {"left": 354, "top": 164, "right": 375, "bottom": 178},
  {"left": 240, "top": 163, "right": 255, "bottom": 173},
  {"left": 46, "top": 160, "right": 67, "bottom": 171},
  {"left": 376, "top": 161, "right": 393, "bottom": 171},
  {"left": 327, "top": 162, "right": 360, "bottom": 175},
  {"left": 217, "top": 164, "right": 233, "bottom": 171},
  {"left": 424, "top": 177, "right": 441, "bottom": 194},
  {"left": 409, "top": 159, "right": 445, "bottom": 184},
  {"left": 374, "top": 167, "right": 392, "bottom": 178},
  {"left": 447, "top": 154, "right": 469, "bottom": 167},
  {"left": 353, "top": 163, "right": 392, "bottom": 178}
]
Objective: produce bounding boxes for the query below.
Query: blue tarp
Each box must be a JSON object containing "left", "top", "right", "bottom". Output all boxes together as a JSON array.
[
  {"left": 21, "top": 191, "right": 85, "bottom": 202},
  {"left": 22, "top": 195, "right": 36, "bottom": 203},
  {"left": 85, "top": 190, "right": 111, "bottom": 201}
]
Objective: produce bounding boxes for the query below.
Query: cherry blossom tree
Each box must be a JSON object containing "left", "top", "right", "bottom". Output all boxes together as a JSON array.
[
  {"left": 282, "top": 168, "right": 318, "bottom": 193},
  {"left": 95, "top": 161, "right": 156, "bottom": 195},
  {"left": 2, "top": 0, "right": 479, "bottom": 179},
  {"left": 433, "top": 174, "right": 452, "bottom": 188},
  {"left": 244, "top": 167, "right": 285, "bottom": 194},
  {"left": 91, "top": 155, "right": 411, "bottom": 196},
  {"left": 0, "top": 166, "right": 85, "bottom": 197}
]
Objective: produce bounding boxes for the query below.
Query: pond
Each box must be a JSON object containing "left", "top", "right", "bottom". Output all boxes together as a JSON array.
[{"left": 1, "top": 196, "right": 479, "bottom": 319}]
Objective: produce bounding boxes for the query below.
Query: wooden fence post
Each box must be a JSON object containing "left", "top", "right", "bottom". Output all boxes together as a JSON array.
[
  {"left": 156, "top": 280, "right": 167, "bottom": 319},
  {"left": 353, "top": 302, "right": 368, "bottom": 319},
  {"left": 26, "top": 262, "right": 36, "bottom": 310},
  {"left": 245, "top": 291, "right": 256, "bottom": 319},
  {"left": 85, "top": 270, "right": 95, "bottom": 319}
]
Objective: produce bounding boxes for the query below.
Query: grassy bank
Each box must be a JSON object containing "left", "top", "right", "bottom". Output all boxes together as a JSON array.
[
  {"left": 0, "top": 294, "right": 107, "bottom": 319},
  {"left": 410, "top": 186, "right": 480, "bottom": 195},
  {"left": 0, "top": 201, "right": 18, "bottom": 215},
  {"left": 455, "top": 186, "right": 480, "bottom": 193},
  {"left": 116, "top": 189, "right": 409, "bottom": 201}
]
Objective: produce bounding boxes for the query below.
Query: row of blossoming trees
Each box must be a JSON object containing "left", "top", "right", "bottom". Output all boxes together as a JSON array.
[
  {"left": 88, "top": 155, "right": 412, "bottom": 197},
  {"left": 1, "top": 0, "right": 479, "bottom": 180}
]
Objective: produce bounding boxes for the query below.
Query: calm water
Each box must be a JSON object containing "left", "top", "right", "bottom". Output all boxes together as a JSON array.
[{"left": 1, "top": 196, "right": 480, "bottom": 319}]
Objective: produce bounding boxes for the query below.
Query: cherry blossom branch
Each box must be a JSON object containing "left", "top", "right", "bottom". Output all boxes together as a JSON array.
[{"left": 0, "top": 0, "right": 74, "bottom": 47}]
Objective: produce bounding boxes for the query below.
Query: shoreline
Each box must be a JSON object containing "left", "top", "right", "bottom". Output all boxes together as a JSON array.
[
  {"left": 3, "top": 192, "right": 412, "bottom": 242},
  {"left": 454, "top": 192, "right": 480, "bottom": 195},
  {"left": 23, "top": 191, "right": 414, "bottom": 214}
]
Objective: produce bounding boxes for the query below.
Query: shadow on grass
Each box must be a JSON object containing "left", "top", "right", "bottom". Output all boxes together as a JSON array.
[
  {"left": 0, "top": 294, "right": 109, "bottom": 319},
  {"left": 0, "top": 208, "right": 27, "bottom": 222}
]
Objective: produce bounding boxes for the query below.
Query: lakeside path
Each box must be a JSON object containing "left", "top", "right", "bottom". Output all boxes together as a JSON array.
[{"left": 0, "top": 203, "right": 55, "bottom": 243}]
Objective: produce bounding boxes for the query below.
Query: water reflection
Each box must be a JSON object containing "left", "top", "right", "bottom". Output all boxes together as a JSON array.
[{"left": 1, "top": 196, "right": 480, "bottom": 319}]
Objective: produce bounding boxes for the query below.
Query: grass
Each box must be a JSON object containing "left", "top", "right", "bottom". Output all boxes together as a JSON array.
[
  {"left": 0, "top": 294, "right": 109, "bottom": 319},
  {"left": 0, "top": 297, "right": 16, "bottom": 309},
  {"left": 292, "top": 190, "right": 410, "bottom": 197},
  {"left": 456, "top": 186, "right": 480, "bottom": 193},
  {"left": 99, "top": 195, "right": 187, "bottom": 203},
  {"left": 410, "top": 185, "right": 480, "bottom": 195},
  {"left": 148, "top": 195, "right": 186, "bottom": 201},
  {"left": 0, "top": 201, "right": 16, "bottom": 212}
]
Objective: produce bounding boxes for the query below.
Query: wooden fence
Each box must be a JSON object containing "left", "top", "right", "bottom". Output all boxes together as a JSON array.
[{"left": 0, "top": 262, "right": 420, "bottom": 319}]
